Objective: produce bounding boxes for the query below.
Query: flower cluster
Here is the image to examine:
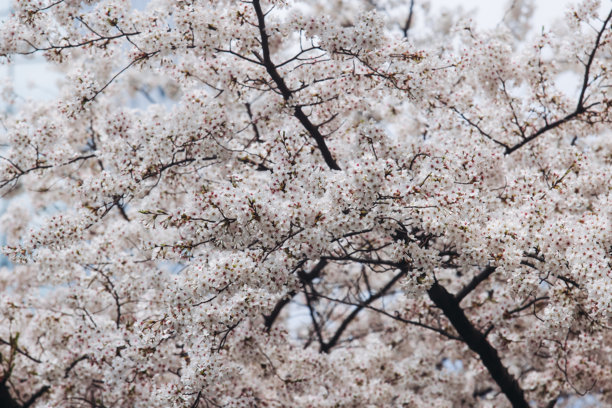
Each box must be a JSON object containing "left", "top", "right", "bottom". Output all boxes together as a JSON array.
[{"left": 0, "top": 0, "right": 611, "bottom": 407}]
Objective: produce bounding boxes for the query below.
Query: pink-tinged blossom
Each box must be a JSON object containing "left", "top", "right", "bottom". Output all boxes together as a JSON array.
[{"left": 0, "top": 0, "right": 611, "bottom": 407}]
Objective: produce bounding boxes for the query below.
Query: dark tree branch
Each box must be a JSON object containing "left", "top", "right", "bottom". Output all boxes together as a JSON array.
[
  {"left": 189, "top": 390, "right": 202, "bottom": 408},
  {"left": 505, "top": 296, "right": 550, "bottom": 316},
  {"left": 251, "top": 0, "right": 341, "bottom": 170},
  {"left": 30, "top": 0, "right": 65, "bottom": 13},
  {"left": 401, "top": 0, "right": 415, "bottom": 38},
  {"left": 117, "top": 203, "right": 130, "bottom": 222},
  {"left": 442, "top": 8, "right": 611, "bottom": 155},
  {"left": 445, "top": 105, "right": 510, "bottom": 150},
  {"left": 263, "top": 294, "right": 294, "bottom": 331},
  {"left": 505, "top": 8, "right": 612, "bottom": 154},
  {"left": 0, "top": 377, "right": 20, "bottom": 408},
  {"left": 64, "top": 355, "right": 90, "bottom": 378},
  {"left": 244, "top": 102, "right": 262, "bottom": 146},
  {"left": 576, "top": 9, "right": 612, "bottom": 111},
  {"left": 83, "top": 51, "right": 160, "bottom": 105},
  {"left": 427, "top": 280, "right": 529, "bottom": 408},
  {"left": 0, "top": 153, "right": 96, "bottom": 192},
  {"left": 21, "top": 386, "right": 50, "bottom": 408},
  {"left": 455, "top": 266, "right": 496, "bottom": 304},
  {"left": 303, "top": 282, "right": 325, "bottom": 348},
  {"left": 313, "top": 291, "right": 462, "bottom": 341},
  {"left": 0, "top": 338, "right": 43, "bottom": 364},
  {"left": 0, "top": 381, "right": 20, "bottom": 408},
  {"left": 504, "top": 103, "right": 597, "bottom": 154},
  {"left": 320, "top": 268, "right": 406, "bottom": 353},
  {"left": 141, "top": 157, "right": 200, "bottom": 180},
  {"left": 263, "top": 260, "right": 327, "bottom": 331},
  {"left": 297, "top": 259, "right": 328, "bottom": 282},
  {"left": 20, "top": 31, "right": 140, "bottom": 55},
  {"left": 0, "top": 381, "right": 49, "bottom": 408}
]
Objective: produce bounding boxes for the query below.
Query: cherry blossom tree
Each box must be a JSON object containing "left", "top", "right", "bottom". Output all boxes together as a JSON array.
[{"left": 0, "top": 0, "right": 611, "bottom": 406}]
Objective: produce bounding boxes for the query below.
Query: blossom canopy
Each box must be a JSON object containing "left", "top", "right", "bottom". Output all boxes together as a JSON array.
[{"left": 0, "top": 0, "right": 611, "bottom": 407}]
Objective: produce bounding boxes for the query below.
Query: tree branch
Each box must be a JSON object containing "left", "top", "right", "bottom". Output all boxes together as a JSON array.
[
  {"left": 313, "top": 291, "right": 462, "bottom": 341},
  {"left": 505, "top": 8, "right": 612, "bottom": 154},
  {"left": 0, "top": 381, "right": 20, "bottom": 408},
  {"left": 427, "top": 280, "right": 529, "bottom": 408},
  {"left": 263, "top": 260, "right": 327, "bottom": 331},
  {"left": 455, "top": 266, "right": 496, "bottom": 304},
  {"left": 21, "top": 386, "right": 50, "bottom": 408},
  {"left": 251, "top": 0, "right": 341, "bottom": 170},
  {"left": 401, "top": 0, "right": 415, "bottom": 38},
  {"left": 320, "top": 268, "right": 406, "bottom": 353}
]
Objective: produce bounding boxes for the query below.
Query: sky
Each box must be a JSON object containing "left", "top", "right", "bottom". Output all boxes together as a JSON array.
[{"left": 438, "top": 0, "right": 573, "bottom": 29}]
